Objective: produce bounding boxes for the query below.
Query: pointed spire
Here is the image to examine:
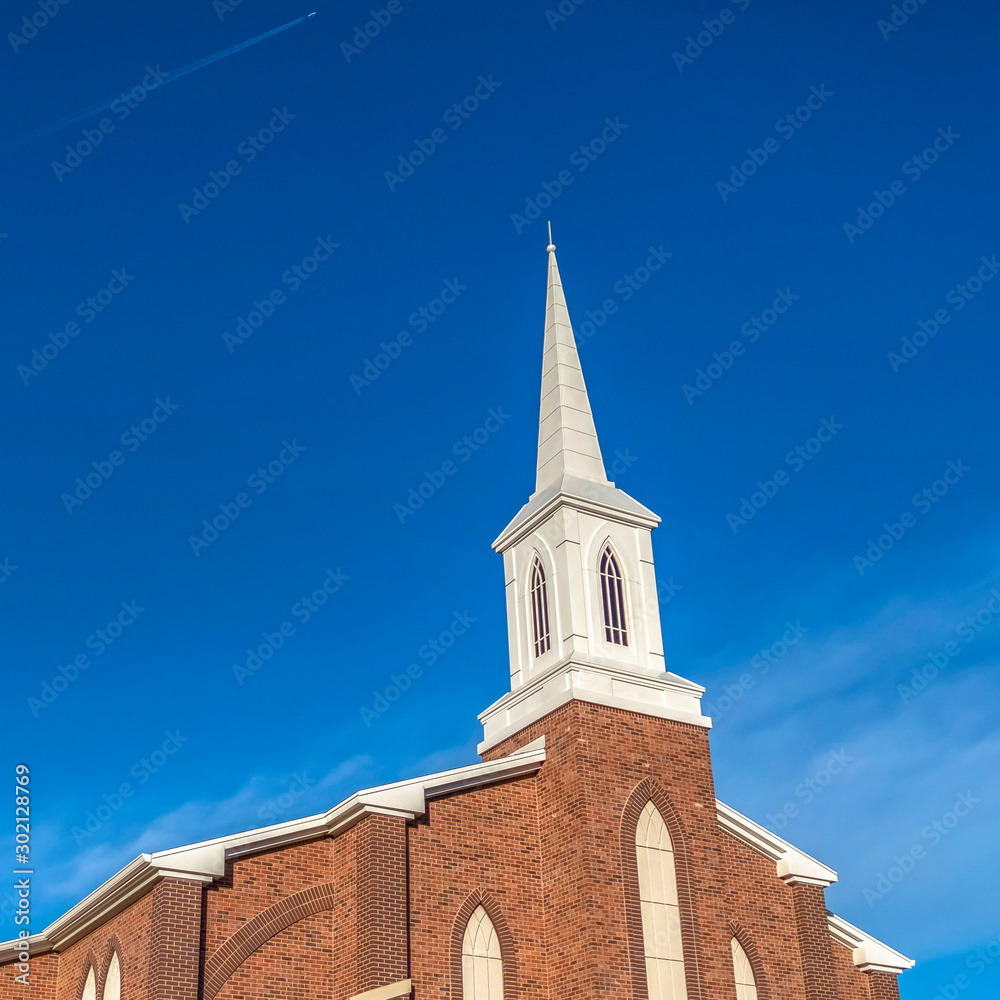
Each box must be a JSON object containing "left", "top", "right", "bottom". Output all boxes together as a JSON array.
[{"left": 534, "top": 229, "right": 609, "bottom": 494}]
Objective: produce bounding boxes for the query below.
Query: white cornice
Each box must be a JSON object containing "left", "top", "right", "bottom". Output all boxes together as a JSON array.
[
  {"left": 0, "top": 739, "right": 546, "bottom": 959},
  {"left": 716, "top": 800, "right": 838, "bottom": 887},
  {"left": 0, "top": 933, "right": 50, "bottom": 964},
  {"left": 827, "top": 911, "right": 915, "bottom": 973},
  {"left": 716, "top": 801, "right": 912, "bottom": 974},
  {"left": 478, "top": 659, "right": 711, "bottom": 754},
  {"left": 493, "top": 475, "right": 660, "bottom": 552}
]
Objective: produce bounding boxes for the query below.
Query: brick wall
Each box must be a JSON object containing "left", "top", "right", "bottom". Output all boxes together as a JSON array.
[
  {"left": 408, "top": 775, "right": 546, "bottom": 999},
  {"left": 150, "top": 878, "right": 203, "bottom": 1000},
  {"left": 791, "top": 883, "right": 839, "bottom": 1000},
  {"left": 866, "top": 970, "right": 902, "bottom": 1000},
  {"left": 0, "top": 878, "right": 159, "bottom": 1000},
  {"left": 712, "top": 832, "right": 806, "bottom": 999},
  {"left": 830, "top": 940, "right": 870, "bottom": 1000},
  {"left": 212, "top": 910, "right": 334, "bottom": 1000},
  {"left": 0, "top": 699, "right": 905, "bottom": 1000},
  {"left": 202, "top": 834, "right": 349, "bottom": 997},
  {"left": 483, "top": 700, "right": 723, "bottom": 1000},
  {"left": 356, "top": 813, "right": 408, "bottom": 992},
  {"left": 481, "top": 699, "right": 886, "bottom": 1000},
  {"left": 202, "top": 838, "right": 339, "bottom": 956},
  {"left": 0, "top": 950, "right": 58, "bottom": 1000},
  {"left": 54, "top": 880, "right": 158, "bottom": 1000}
]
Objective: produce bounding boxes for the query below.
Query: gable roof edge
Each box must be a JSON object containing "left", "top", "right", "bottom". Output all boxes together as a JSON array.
[
  {"left": 716, "top": 799, "right": 913, "bottom": 973},
  {"left": 0, "top": 737, "right": 546, "bottom": 960}
]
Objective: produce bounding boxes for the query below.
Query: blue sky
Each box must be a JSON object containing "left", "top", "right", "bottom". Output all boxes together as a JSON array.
[{"left": 3, "top": 0, "right": 999, "bottom": 994}]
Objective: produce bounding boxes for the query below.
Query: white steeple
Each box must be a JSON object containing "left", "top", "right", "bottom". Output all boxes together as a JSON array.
[
  {"left": 478, "top": 233, "right": 709, "bottom": 754},
  {"left": 535, "top": 236, "right": 608, "bottom": 492}
]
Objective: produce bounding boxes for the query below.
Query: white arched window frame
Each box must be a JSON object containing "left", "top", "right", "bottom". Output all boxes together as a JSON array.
[
  {"left": 102, "top": 952, "right": 121, "bottom": 1000},
  {"left": 599, "top": 543, "right": 629, "bottom": 646},
  {"left": 81, "top": 968, "right": 97, "bottom": 1000},
  {"left": 528, "top": 555, "right": 551, "bottom": 658},
  {"left": 731, "top": 938, "right": 758, "bottom": 1000},
  {"left": 462, "top": 904, "right": 503, "bottom": 1000},
  {"left": 635, "top": 801, "right": 686, "bottom": 1000}
]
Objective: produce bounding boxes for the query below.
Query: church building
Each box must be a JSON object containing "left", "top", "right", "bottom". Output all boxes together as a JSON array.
[{"left": 1, "top": 240, "right": 913, "bottom": 1000}]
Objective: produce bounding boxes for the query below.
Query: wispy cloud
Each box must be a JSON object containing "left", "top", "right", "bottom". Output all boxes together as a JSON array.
[
  {"left": 705, "top": 539, "right": 1000, "bottom": 963},
  {"left": 29, "top": 755, "right": 372, "bottom": 931},
  {"left": 400, "top": 734, "right": 480, "bottom": 778}
]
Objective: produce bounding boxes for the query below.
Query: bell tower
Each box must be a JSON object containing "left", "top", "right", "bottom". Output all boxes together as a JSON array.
[{"left": 478, "top": 235, "right": 710, "bottom": 753}]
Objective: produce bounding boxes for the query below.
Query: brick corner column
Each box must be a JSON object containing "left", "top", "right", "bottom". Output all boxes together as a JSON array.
[
  {"left": 789, "top": 882, "right": 839, "bottom": 1000},
  {"left": 150, "top": 876, "right": 205, "bottom": 1000},
  {"left": 355, "top": 813, "right": 409, "bottom": 994},
  {"left": 866, "top": 970, "right": 902, "bottom": 1000}
]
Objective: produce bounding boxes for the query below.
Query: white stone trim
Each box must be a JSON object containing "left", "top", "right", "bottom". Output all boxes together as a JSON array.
[
  {"left": 716, "top": 800, "right": 838, "bottom": 887},
  {"left": 349, "top": 978, "right": 412, "bottom": 1000},
  {"left": 478, "top": 657, "right": 710, "bottom": 754},
  {"left": 0, "top": 746, "right": 912, "bottom": 980},
  {"left": 827, "top": 912, "right": 914, "bottom": 973},
  {"left": 0, "top": 740, "right": 546, "bottom": 957},
  {"left": 494, "top": 475, "right": 659, "bottom": 552},
  {"left": 0, "top": 933, "right": 50, "bottom": 964},
  {"left": 717, "top": 803, "right": 913, "bottom": 972}
]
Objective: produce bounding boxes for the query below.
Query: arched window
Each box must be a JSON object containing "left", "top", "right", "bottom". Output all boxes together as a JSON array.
[
  {"left": 635, "top": 801, "right": 686, "bottom": 1000},
  {"left": 462, "top": 904, "right": 503, "bottom": 1000},
  {"left": 731, "top": 938, "right": 758, "bottom": 1000},
  {"left": 102, "top": 952, "right": 121, "bottom": 1000},
  {"left": 600, "top": 545, "right": 628, "bottom": 646},
  {"left": 81, "top": 968, "right": 96, "bottom": 1000},
  {"left": 529, "top": 556, "right": 551, "bottom": 657}
]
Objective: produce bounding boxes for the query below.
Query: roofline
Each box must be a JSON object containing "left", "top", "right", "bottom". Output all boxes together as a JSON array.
[
  {"left": 0, "top": 737, "right": 546, "bottom": 961},
  {"left": 716, "top": 799, "right": 913, "bottom": 973},
  {"left": 716, "top": 799, "right": 839, "bottom": 887},
  {"left": 0, "top": 746, "right": 912, "bottom": 978},
  {"left": 827, "top": 911, "right": 916, "bottom": 973},
  {"left": 493, "top": 479, "right": 659, "bottom": 552}
]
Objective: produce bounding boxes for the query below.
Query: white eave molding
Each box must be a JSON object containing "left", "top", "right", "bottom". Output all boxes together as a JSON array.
[
  {"left": 0, "top": 738, "right": 546, "bottom": 962},
  {"left": 828, "top": 912, "right": 915, "bottom": 974},
  {"left": 493, "top": 474, "right": 659, "bottom": 552},
  {"left": 716, "top": 800, "right": 913, "bottom": 974},
  {"left": 716, "top": 800, "right": 838, "bottom": 887},
  {"left": 478, "top": 658, "right": 712, "bottom": 754},
  {"left": 0, "top": 744, "right": 912, "bottom": 979}
]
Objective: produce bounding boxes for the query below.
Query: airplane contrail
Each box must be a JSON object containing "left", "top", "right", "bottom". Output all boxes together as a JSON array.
[{"left": 1, "top": 13, "right": 317, "bottom": 153}]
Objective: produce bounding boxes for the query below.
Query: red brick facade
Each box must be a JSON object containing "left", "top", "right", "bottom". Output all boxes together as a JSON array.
[{"left": 0, "top": 698, "right": 905, "bottom": 1000}]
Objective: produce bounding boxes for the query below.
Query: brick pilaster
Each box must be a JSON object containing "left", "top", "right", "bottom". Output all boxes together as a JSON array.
[
  {"left": 356, "top": 813, "right": 409, "bottom": 992},
  {"left": 149, "top": 877, "right": 204, "bottom": 1000},
  {"left": 866, "top": 969, "right": 902, "bottom": 1000},
  {"left": 791, "top": 882, "right": 838, "bottom": 1000}
]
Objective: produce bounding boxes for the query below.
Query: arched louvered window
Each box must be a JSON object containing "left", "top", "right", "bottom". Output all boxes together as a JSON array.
[
  {"left": 600, "top": 545, "right": 628, "bottom": 646},
  {"left": 102, "top": 952, "right": 121, "bottom": 1000},
  {"left": 529, "top": 556, "right": 551, "bottom": 657},
  {"left": 731, "top": 938, "right": 758, "bottom": 1000},
  {"left": 635, "top": 801, "right": 686, "bottom": 1000},
  {"left": 462, "top": 904, "right": 503, "bottom": 1000},
  {"left": 81, "top": 968, "right": 96, "bottom": 1000}
]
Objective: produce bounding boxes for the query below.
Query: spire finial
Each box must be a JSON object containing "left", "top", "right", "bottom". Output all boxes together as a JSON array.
[{"left": 546, "top": 220, "right": 555, "bottom": 253}]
